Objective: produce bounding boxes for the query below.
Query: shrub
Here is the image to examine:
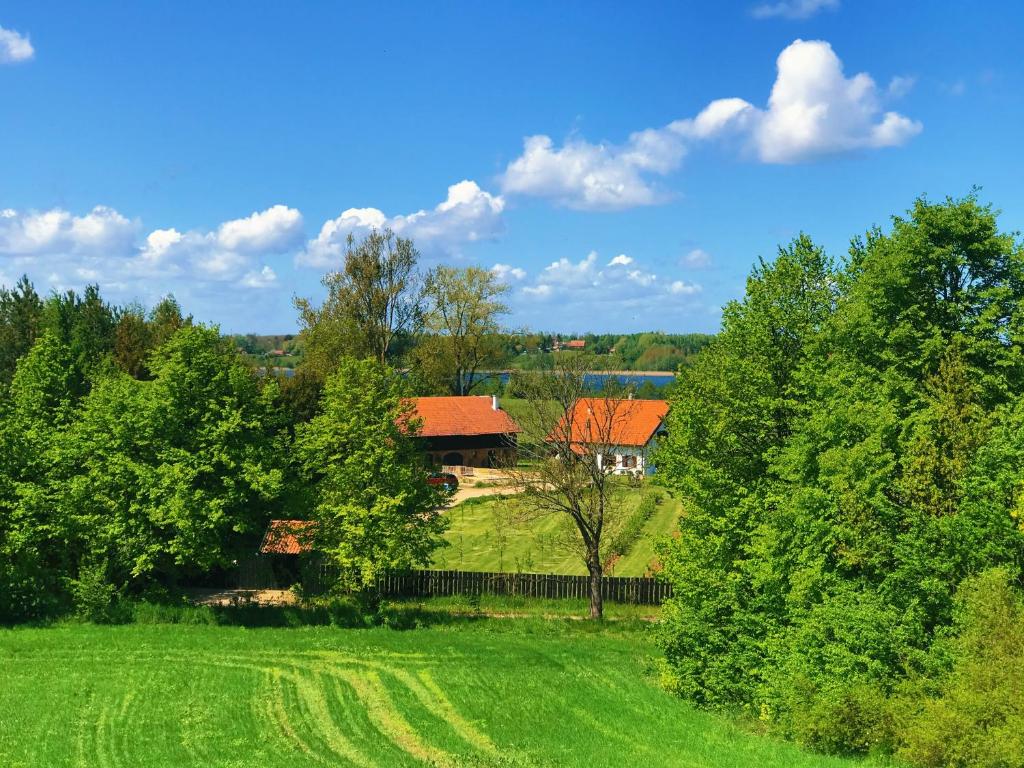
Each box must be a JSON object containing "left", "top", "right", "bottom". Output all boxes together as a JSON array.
[
  {"left": 896, "top": 569, "right": 1024, "bottom": 768},
  {"left": 70, "top": 560, "right": 125, "bottom": 624}
]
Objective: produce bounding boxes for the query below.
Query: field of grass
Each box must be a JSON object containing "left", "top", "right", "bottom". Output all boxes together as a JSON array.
[
  {"left": 433, "top": 485, "right": 681, "bottom": 575},
  {"left": 0, "top": 610, "right": 880, "bottom": 768}
]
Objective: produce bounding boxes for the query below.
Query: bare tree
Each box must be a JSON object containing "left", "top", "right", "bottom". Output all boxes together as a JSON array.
[
  {"left": 295, "top": 229, "right": 423, "bottom": 374},
  {"left": 505, "top": 355, "right": 640, "bottom": 619}
]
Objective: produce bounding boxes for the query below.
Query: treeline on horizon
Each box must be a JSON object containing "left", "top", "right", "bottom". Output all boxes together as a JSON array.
[
  {"left": 654, "top": 193, "right": 1024, "bottom": 766},
  {"left": 234, "top": 330, "right": 715, "bottom": 373}
]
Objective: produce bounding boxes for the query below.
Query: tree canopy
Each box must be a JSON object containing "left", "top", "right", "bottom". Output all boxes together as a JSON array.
[{"left": 655, "top": 194, "right": 1024, "bottom": 758}]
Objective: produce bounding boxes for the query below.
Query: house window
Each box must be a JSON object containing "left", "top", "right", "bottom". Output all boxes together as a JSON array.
[{"left": 622, "top": 455, "right": 637, "bottom": 469}]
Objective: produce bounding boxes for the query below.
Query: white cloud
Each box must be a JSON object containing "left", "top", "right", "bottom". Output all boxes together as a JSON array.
[
  {"left": 670, "top": 280, "right": 702, "bottom": 295},
  {"left": 0, "top": 25, "right": 34, "bottom": 63},
  {"left": 216, "top": 204, "right": 303, "bottom": 253},
  {"left": 491, "top": 263, "right": 526, "bottom": 282},
  {"left": 751, "top": 0, "right": 839, "bottom": 20},
  {"left": 500, "top": 132, "right": 682, "bottom": 211},
  {"left": 538, "top": 251, "right": 601, "bottom": 287},
  {"left": 749, "top": 39, "right": 922, "bottom": 162},
  {"left": 0, "top": 206, "right": 137, "bottom": 256},
  {"left": 517, "top": 251, "right": 699, "bottom": 301},
  {"left": 683, "top": 248, "right": 712, "bottom": 268},
  {"left": 0, "top": 204, "right": 292, "bottom": 296},
  {"left": 300, "top": 180, "right": 504, "bottom": 267},
  {"left": 240, "top": 265, "right": 278, "bottom": 289},
  {"left": 500, "top": 39, "right": 920, "bottom": 209},
  {"left": 511, "top": 250, "right": 704, "bottom": 329}
]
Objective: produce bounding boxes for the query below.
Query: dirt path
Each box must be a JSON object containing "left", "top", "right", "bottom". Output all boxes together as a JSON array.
[{"left": 450, "top": 482, "right": 522, "bottom": 505}]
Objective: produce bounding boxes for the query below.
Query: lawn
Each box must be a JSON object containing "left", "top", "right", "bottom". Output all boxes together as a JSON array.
[
  {"left": 433, "top": 484, "right": 681, "bottom": 576},
  {"left": 0, "top": 611, "right": 879, "bottom": 768}
]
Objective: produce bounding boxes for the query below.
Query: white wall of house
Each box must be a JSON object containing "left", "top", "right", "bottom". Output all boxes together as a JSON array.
[{"left": 596, "top": 443, "right": 652, "bottom": 475}]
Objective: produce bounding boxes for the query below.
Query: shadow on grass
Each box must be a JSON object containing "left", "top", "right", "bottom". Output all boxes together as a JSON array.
[{"left": 128, "top": 598, "right": 493, "bottom": 630}]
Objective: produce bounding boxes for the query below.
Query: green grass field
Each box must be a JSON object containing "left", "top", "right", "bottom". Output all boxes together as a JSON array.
[
  {"left": 0, "top": 611, "right": 879, "bottom": 768},
  {"left": 433, "top": 486, "right": 681, "bottom": 576}
]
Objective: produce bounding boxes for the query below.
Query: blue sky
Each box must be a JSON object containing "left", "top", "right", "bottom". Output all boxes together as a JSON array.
[{"left": 1, "top": 1, "right": 1021, "bottom": 334}]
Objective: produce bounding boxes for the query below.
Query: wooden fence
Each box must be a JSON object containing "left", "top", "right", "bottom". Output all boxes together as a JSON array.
[{"left": 236, "top": 558, "right": 673, "bottom": 604}]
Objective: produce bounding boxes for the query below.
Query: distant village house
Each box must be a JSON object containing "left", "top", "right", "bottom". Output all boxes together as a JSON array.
[{"left": 553, "top": 339, "right": 586, "bottom": 351}]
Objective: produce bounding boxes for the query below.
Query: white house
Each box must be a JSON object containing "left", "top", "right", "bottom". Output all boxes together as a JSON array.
[{"left": 550, "top": 397, "right": 669, "bottom": 475}]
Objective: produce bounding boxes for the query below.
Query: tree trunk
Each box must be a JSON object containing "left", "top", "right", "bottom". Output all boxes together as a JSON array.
[{"left": 588, "top": 557, "right": 603, "bottom": 620}]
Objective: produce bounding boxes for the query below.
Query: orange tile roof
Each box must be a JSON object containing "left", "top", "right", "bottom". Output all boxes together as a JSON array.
[
  {"left": 549, "top": 398, "right": 669, "bottom": 448},
  {"left": 406, "top": 396, "right": 522, "bottom": 437},
  {"left": 259, "top": 519, "right": 316, "bottom": 555}
]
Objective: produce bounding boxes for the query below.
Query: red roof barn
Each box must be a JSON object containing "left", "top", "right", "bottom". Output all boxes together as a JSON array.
[{"left": 405, "top": 395, "right": 521, "bottom": 468}]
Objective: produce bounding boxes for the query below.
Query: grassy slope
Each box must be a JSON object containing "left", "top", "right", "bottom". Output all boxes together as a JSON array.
[
  {"left": 0, "top": 618, "right": 875, "bottom": 768},
  {"left": 433, "top": 487, "right": 681, "bottom": 576}
]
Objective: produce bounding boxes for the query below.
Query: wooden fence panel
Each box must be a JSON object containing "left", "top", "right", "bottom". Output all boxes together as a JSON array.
[{"left": 356, "top": 568, "right": 672, "bottom": 605}]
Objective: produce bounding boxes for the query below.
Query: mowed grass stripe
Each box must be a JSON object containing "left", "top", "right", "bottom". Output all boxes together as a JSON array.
[{"left": 0, "top": 623, "right": 882, "bottom": 768}]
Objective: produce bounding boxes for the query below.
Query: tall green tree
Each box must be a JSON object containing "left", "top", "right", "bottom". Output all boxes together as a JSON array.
[
  {"left": 60, "top": 325, "right": 285, "bottom": 590},
  {"left": 0, "top": 333, "right": 81, "bottom": 620},
  {"left": 414, "top": 265, "right": 510, "bottom": 395},
  {"left": 655, "top": 234, "right": 836, "bottom": 703},
  {"left": 0, "top": 275, "right": 44, "bottom": 386},
  {"left": 296, "top": 358, "right": 447, "bottom": 591},
  {"left": 655, "top": 195, "right": 1024, "bottom": 758},
  {"left": 296, "top": 229, "right": 424, "bottom": 375}
]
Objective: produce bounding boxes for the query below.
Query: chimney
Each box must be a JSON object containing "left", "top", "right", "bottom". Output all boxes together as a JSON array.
[{"left": 491, "top": 395, "right": 499, "bottom": 411}]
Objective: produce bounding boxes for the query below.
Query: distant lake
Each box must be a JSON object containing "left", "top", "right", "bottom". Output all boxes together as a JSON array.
[
  {"left": 261, "top": 367, "right": 676, "bottom": 389},
  {"left": 471, "top": 371, "right": 676, "bottom": 389}
]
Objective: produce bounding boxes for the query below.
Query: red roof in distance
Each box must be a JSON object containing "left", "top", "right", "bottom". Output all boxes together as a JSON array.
[
  {"left": 406, "top": 396, "right": 522, "bottom": 437},
  {"left": 550, "top": 398, "right": 669, "bottom": 448}
]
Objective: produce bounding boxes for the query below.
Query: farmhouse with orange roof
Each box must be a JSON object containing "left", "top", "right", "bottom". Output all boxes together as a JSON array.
[{"left": 549, "top": 397, "right": 669, "bottom": 475}]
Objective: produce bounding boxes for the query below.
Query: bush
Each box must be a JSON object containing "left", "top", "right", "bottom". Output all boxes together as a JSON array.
[
  {"left": 70, "top": 560, "right": 125, "bottom": 624},
  {"left": 895, "top": 569, "right": 1024, "bottom": 768}
]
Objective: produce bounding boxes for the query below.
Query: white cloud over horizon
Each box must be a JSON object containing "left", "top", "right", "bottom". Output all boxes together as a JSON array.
[
  {"left": 299, "top": 180, "right": 505, "bottom": 268},
  {"left": 0, "top": 25, "right": 33, "bottom": 63},
  {"left": 500, "top": 39, "right": 920, "bottom": 210},
  {"left": 507, "top": 250, "right": 704, "bottom": 328},
  {"left": 0, "top": 204, "right": 301, "bottom": 295}
]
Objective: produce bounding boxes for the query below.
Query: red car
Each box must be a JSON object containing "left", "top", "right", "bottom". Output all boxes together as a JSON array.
[{"left": 427, "top": 472, "right": 459, "bottom": 492}]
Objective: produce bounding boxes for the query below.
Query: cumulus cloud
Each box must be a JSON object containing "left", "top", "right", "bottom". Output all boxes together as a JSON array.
[
  {"left": 240, "top": 265, "right": 278, "bottom": 289},
  {"left": 500, "top": 39, "right": 920, "bottom": 209},
  {"left": 0, "top": 206, "right": 137, "bottom": 256},
  {"left": 516, "top": 251, "right": 700, "bottom": 303},
  {"left": 670, "top": 280, "right": 701, "bottom": 295},
  {"left": 491, "top": 263, "right": 526, "bottom": 282},
  {"left": 0, "top": 25, "right": 33, "bottom": 63},
  {"left": 216, "top": 205, "right": 303, "bottom": 253},
  {"left": 0, "top": 204, "right": 295, "bottom": 293},
  {"left": 749, "top": 40, "right": 922, "bottom": 162},
  {"left": 300, "top": 180, "right": 504, "bottom": 267},
  {"left": 500, "top": 133, "right": 684, "bottom": 210},
  {"left": 508, "top": 250, "right": 704, "bottom": 329},
  {"left": 751, "top": 0, "right": 839, "bottom": 19}
]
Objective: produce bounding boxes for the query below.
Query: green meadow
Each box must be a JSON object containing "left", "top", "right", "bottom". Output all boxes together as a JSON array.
[
  {"left": 432, "top": 488, "right": 681, "bottom": 576},
  {"left": 0, "top": 610, "right": 880, "bottom": 768}
]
